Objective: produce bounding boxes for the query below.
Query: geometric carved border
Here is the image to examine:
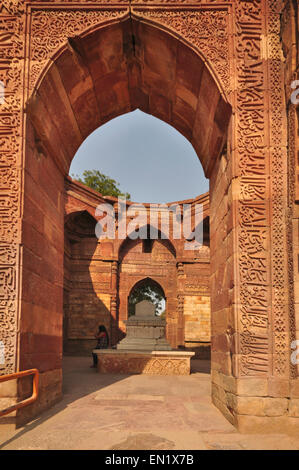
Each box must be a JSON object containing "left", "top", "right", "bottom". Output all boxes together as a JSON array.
[
  {"left": 27, "top": 4, "right": 231, "bottom": 99},
  {"left": 0, "top": 0, "right": 291, "bottom": 382},
  {"left": 0, "top": 2, "right": 24, "bottom": 374},
  {"left": 267, "top": 0, "right": 290, "bottom": 377},
  {"left": 132, "top": 5, "right": 231, "bottom": 97},
  {"left": 28, "top": 6, "right": 129, "bottom": 94},
  {"left": 287, "top": 105, "right": 297, "bottom": 379},
  {"left": 235, "top": 0, "right": 270, "bottom": 376}
]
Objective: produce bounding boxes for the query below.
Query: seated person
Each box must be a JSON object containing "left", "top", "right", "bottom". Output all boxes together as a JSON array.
[{"left": 91, "top": 325, "right": 109, "bottom": 368}]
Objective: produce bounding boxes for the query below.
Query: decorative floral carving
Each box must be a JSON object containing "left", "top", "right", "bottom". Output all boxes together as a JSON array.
[
  {"left": 234, "top": 0, "right": 270, "bottom": 376},
  {"left": 1, "top": 0, "right": 24, "bottom": 15},
  {"left": 0, "top": 0, "right": 294, "bottom": 388},
  {"left": 267, "top": 0, "right": 289, "bottom": 376},
  {"left": 29, "top": 8, "right": 128, "bottom": 92},
  {"left": 0, "top": 4, "right": 24, "bottom": 374},
  {"left": 99, "top": 354, "right": 191, "bottom": 375},
  {"left": 132, "top": 7, "right": 230, "bottom": 95},
  {"left": 287, "top": 88, "right": 297, "bottom": 379}
]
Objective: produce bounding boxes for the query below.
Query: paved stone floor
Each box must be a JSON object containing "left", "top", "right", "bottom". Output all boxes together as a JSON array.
[{"left": 0, "top": 357, "right": 299, "bottom": 450}]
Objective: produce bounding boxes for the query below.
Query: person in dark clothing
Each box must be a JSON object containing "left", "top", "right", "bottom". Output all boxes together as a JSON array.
[{"left": 91, "top": 325, "right": 109, "bottom": 368}]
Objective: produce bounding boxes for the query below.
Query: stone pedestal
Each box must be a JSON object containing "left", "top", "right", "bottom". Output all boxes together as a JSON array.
[
  {"left": 117, "top": 300, "right": 171, "bottom": 351},
  {"left": 93, "top": 349, "right": 195, "bottom": 375},
  {"left": 93, "top": 301, "right": 192, "bottom": 375}
]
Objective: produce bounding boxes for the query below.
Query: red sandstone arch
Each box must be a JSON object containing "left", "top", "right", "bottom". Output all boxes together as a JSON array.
[
  {"left": 64, "top": 210, "right": 97, "bottom": 241},
  {"left": 21, "top": 14, "right": 232, "bottom": 425},
  {"left": 128, "top": 277, "right": 167, "bottom": 315},
  {"left": 125, "top": 275, "right": 170, "bottom": 308},
  {"left": 26, "top": 17, "right": 231, "bottom": 178},
  {"left": 119, "top": 225, "right": 177, "bottom": 261},
  {"left": 118, "top": 232, "right": 177, "bottom": 345},
  {"left": 127, "top": 277, "right": 167, "bottom": 320},
  {"left": 128, "top": 277, "right": 166, "bottom": 299},
  {"left": 1, "top": 0, "right": 295, "bottom": 434}
]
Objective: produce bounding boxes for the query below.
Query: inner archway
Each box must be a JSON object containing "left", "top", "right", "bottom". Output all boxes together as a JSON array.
[
  {"left": 27, "top": 17, "right": 231, "bottom": 177},
  {"left": 0, "top": 0, "right": 294, "bottom": 437},
  {"left": 70, "top": 109, "right": 209, "bottom": 203},
  {"left": 20, "top": 14, "right": 232, "bottom": 428},
  {"left": 128, "top": 278, "right": 166, "bottom": 317}
]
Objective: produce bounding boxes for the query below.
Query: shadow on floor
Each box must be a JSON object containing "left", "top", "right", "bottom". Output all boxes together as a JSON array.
[
  {"left": 0, "top": 356, "right": 131, "bottom": 449},
  {"left": 0, "top": 356, "right": 211, "bottom": 449},
  {"left": 191, "top": 359, "right": 210, "bottom": 374}
]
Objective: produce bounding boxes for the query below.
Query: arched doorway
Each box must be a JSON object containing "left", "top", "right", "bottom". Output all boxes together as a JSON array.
[
  {"left": 63, "top": 210, "right": 117, "bottom": 356},
  {"left": 128, "top": 278, "right": 166, "bottom": 318},
  {"left": 0, "top": 14, "right": 241, "bottom": 427},
  {"left": 118, "top": 227, "right": 178, "bottom": 347},
  {"left": 2, "top": 3, "right": 294, "bottom": 433}
]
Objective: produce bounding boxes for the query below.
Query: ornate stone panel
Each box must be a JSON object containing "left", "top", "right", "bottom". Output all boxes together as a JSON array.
[
  {"left": 267, "top": 0, "right": 290, "bottom": 377},
  {"left": 282, "top": 0, "right": 299, "bottom": 380},
  {"left": 0, "top": 1, "right": 25, "bottom": 374},
  {"left": 287, "top": 104, "right": 297, "bottom": 379},
  {"left": 97, "top": 351, "right": 193, "bottom": 375},
  {"left": 28, "top": 5, "right": 129, "bottom": 94},
  {"left": 0, "top": 0, "right": 293, "bottom": 404},
  {"left": 232, "top": 0, "right": 290, "bottom": 378},
  {"left": 132, "top": 4, "right": 231, "bottom": 97},
  {"left": 234, "top": 0, "right": 270, "bottom": 376}
]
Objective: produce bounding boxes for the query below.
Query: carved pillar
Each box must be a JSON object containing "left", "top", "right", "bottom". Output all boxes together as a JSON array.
[
  {"left": 176, "top": 262, "right": 185, "bottom": 347},
  {"left": 110, "top": 260, "right": 119, "bottom": 346},
  {"left": 210, "top": 0, "right": 275, "bottom": 429},
  {"left": 266, "top": 0, "right": 291, "bottom": 382},
  {"left": 0, "top": 2, "right": 25, "bottom": 376},
  {"left": 282, "top": 0, "right": 299, "bottom": 378},
  {"left": 233, "top": 0, "right": 271, "bottom": 378},
  {"left": 0, "top": 0, "right": 295, "bottom": 433}
]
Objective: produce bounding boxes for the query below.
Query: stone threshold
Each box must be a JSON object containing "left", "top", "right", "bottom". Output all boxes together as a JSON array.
[{"left": 94, "top": 349, "right": 195, "bottom": 357}]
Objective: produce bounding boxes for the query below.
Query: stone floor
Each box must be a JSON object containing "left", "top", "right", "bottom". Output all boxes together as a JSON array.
[{"left": 0, "top": 357, "right": 299, "bottom": 450}]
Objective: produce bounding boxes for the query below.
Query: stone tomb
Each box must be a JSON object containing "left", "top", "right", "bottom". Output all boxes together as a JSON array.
[
  {"left": 117, "top": 300, "right": 172, "bottom": 351},
  {"left": 94, "top": 300, "right": 194, "bottom": 375}
]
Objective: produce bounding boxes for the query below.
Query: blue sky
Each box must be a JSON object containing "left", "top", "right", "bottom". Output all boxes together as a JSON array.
[{"left": 70, "top": 109, "right": 208, "bottom": 204}]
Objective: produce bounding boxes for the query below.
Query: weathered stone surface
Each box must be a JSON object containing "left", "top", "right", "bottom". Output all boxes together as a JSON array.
[
  {"left": 236, "top": 378, "right": 268, "bottom": 398},
  {"left": 135, "top": 301, "right": 155, "bottom": 318},
  {"left": 289, "top": 399, "right": 299, "bottom": 418},
  {"left": 95, "top": 349, "right": 194, "bottom": 375},
  {"left": 236, "top": 397, "right": 265, "bottom": 417},
  {"left": 0, "top": 0, "right": 298, "bottom": 434},
  {"left": 0, "top": 379, "right": 17, "bottom": 398},
  {"left": 236, "top": 415, "right": 292, "bottom": 435},
  {"left": 64, "top": 183, "right": 211, "bottom": 352},
  {"left": 236, "top": 397, "right": 288, "bottom": 417},
  {"left": 117, "top": 300, "right": 172, "bottom": 351}
]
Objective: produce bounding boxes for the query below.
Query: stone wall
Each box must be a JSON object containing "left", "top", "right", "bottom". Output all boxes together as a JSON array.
[
  {"left": 0, "top": 0, "right": 297, "bottom": 432},
  {"left": 63, "top": 179, "right": 211, "bottom": 354}
]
